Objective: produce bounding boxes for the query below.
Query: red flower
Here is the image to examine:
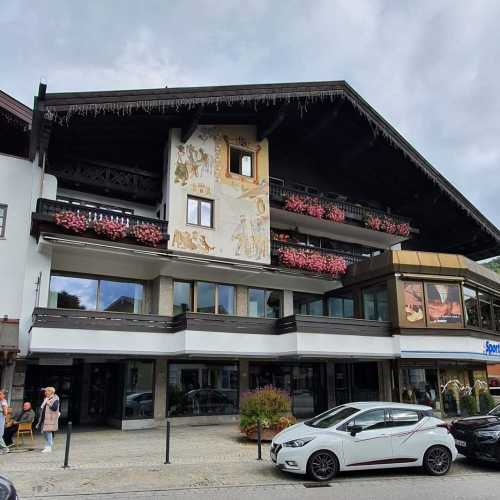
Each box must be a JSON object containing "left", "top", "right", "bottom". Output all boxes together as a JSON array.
[
  {"left": 278, "top": 247, "right": 347, "bottom": 277},
  {"left": 131, "top": 223, "right": 163, "bottom": 247},
  {"left": 92, "top": 218, "right": 128, "bottom": 241},
  {"left": 365, "top": 214, "right": 382, "bottom": 231},
  {"left": 54, "top": 211, "right": 88, "bottom": 234},
  {"left": 325, "top": 205, "right": 346, "bottom": 223},
  {"left": 284, "top": 195, "right": 308, "bottom": 214},
  {"left": 305, "top": 203, "right": 325, "bottom": 218},
  {"left": 396, "top": 223, "right": 410, "bottom": 237}
]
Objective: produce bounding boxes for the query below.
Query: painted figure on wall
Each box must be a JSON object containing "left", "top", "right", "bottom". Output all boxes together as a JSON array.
[
  {"left": 172, "top": 229, "right": 215, "bottom": 254},
  {"left": 232, "top": 214, "right": 269, "bottom": 260},
  {"left": 174, "top": 144, "right": 214, "bottom": 185}
]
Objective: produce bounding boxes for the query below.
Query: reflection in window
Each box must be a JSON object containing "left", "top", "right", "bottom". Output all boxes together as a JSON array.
[
  {"left": 400, "top": 367, "right": 438, "bottom": 409},
  {"left": 124, "top": 360, "right": 154, "bottom": 419},
  {"left": 349, "top": 409, "right": 386, "bottom": 431},
  {"left": 99, "top": 280, "right": 143, "bottom": 313},
  {"left": 363, "top": 285, "right": 388, "bottom": 321},
  {"left": 196, "top": 281, "right": 216, "bottom": 314},
  {"left": 48, "top": 275, "right": 98, "bottom": 310},
  {"left": 248, "top": 288, "right": 281, "bottom": 318},
  {"left": 293, "top": 292, "right": 324, "bottom": 316},
  {"left": 479, "top": 292, "right": 493, "bottom": 330},
  {"left": 187, "top": 196, "right": 213, "bottom": 228},
  {"left": 327, "top": 295, "right": 354, "bottom": 318},
  {"left": 229, "top": 146, "right": 253, "bottom": 177},
  {"left": 463, "top": 287, "right": 479, "bottom": 327},
  {"left": 218, "top": 284, "right": 235, "bottom": 315},
  {"left": 168, "top": 363, "right": 239, "bottom": 417},
  {"left": 173, "top": 281, "right": 192, "bottom": 315},
  {"left": 494, "top": 298, "right": 500, "bottom": 332},
  {"left": 0, "top": 204, "right": 7, "bottom": 237}
]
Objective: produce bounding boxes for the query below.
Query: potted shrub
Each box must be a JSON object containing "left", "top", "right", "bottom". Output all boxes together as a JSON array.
[
  {"left": 460, "top": 393, "right": 477, "bottom": 417},
  {"left": 479, "top": 390, "right": 496, "bottom": 414},
  {"left": 239, "top": 386, "right": 296, "bottom": 441}
]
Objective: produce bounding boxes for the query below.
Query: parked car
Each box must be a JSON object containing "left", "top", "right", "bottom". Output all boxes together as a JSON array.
[
  {"left": 450, "top": 403, "right": 500, "bottom": 464},
  {"left": 270, "top": 402, "right": 457, "bottom": 481},
  {"left": 0, "top": 474, "right": 17, "bottom": 500}
]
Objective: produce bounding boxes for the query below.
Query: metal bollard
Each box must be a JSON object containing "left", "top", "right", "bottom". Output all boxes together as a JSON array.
[
  {"left": 164, "top": 420, "right": 171, "bottom": 464},
  {"left": 63, "top": 421, "right": 72, "bottom": 469},
  {"left": 256, "top": 419, "right": 262, "bottom": 460}
]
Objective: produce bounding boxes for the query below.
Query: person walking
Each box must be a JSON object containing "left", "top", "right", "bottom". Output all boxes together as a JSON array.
[
  {"left": 36, "top": 387, "right": 60, "bottom": 453},
  {"left": 0, "top": 389, "right": 10, "bottom": 454}
]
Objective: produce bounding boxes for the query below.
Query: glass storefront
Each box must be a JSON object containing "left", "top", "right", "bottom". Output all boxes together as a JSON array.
[
  {"left": 124, "top": 360, "right": 154, "bottom": 419},
  {"left": 400, "top": 367, "right": 440, "bottom": 410},
  {"left": 249, "top": 363, "right": 327, "bottom": 418},
  {"left": 167, "top": 362, "right": 239, "bottom": 417},
  {"left": 334, "top": 362, "right": 379, "bottom": 405}
]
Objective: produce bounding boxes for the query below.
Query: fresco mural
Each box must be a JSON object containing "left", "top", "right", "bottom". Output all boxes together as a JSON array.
[{"left": 167, "top": 125, "right": 271, "bottom": 264}]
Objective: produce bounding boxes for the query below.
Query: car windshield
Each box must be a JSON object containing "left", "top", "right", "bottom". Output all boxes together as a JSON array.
[
  {"left": 488, "top": 404, "right": 500, "bottom": 417},
  {"left": 304, "top": 406, "right": 359, "bottom": 428}
]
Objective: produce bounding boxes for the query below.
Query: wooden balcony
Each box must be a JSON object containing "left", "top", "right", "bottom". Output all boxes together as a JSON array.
[{"left": 31, "top": 198, "right": 169, "bottom": 249}]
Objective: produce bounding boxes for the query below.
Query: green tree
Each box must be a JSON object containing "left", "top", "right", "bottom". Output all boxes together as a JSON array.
[{"left": 483, "top": 257, "right": 500, "bottom": 274}]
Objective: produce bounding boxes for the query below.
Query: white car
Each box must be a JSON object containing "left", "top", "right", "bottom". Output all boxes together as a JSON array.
[{"left": 270, "top": 402, "right": 458, "bottom": 481}]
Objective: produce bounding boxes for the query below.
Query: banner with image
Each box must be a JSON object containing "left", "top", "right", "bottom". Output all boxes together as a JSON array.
[
  {"left": 425, "top": 283, "right": 463, "bottom": 325},
  {"left": 402, "top": 281, "right": 425, "bottom": 326}
]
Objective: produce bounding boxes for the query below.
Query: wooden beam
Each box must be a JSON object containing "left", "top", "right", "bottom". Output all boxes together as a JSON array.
[
  {"left": 302, "top": 100, "right": 344, "bottom": 143},
  {"left": 181, "top": 105, "right": 204, "bottom": 143},
  {"left": 257, "top": 105, "right": 287, "bottom": 142}
]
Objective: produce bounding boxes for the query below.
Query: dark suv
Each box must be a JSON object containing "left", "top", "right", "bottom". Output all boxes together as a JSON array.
[
  {"left": 0, "top": 475, "right": 17, "bottom": 500},
  {"left": 450, "top": 404, "right": 500, "bottom": 464}
]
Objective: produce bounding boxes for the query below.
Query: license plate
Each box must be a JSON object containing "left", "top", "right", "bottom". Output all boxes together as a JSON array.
[{"left": 455, "top": 439, "right": 466, "bottom": 448}]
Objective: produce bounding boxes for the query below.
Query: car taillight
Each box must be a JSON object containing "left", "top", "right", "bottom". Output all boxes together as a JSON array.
[{"left": 437, "top": 423, "right": 451, "bottom": 433}]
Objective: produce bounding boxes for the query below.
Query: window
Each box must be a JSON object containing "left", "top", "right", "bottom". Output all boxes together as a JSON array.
[
  {"left": 124, "top": 360, "right": 154, "bottom": 419},
  {"left": 388, "top": 409, "right": 420, "bottom": 427},
  {"left": 217, "top": 284, "right": 235, "bottom": 315},
  {"left": 463, "top": 287, "right": 480, "bottom": 327},
  {"left": 293, "top": 292, "right": 324, "bottom": 316},
  {"left": 494, "top": 298, "right": 500, "bottom": 332},
  {"left": 167, "top": 362, "right": 239, "bottom": 417},
  {"left": 305, "top": 406, "right": 359, "bottom": 429},
  {"left": 347, "top": 409, "right": 386, "bottom": 431},
  {"left": 363, "top": 285, "right": 389, "bottom": 321},
  {"left": 248, "top": 288, "right": 281, "bottom": 318},
  {"left": 229, "top": 146, "right": 253, "bottom": 177},
  {"left": 196, "top": 281, "right": 216, "bottom": 314},
  {"left": 479, "top": 292, "right": 493, "bottom": 330},
  {"left": 173, "top": 281, "right": 193, "bottom": 315},
  {"left": 187, "top": 196, "right": 213, "bottom": 228},
  {"left": 0, "top": 204, "right": 7, "bottom": 237},
  {"left": 327, "top": 295, "right": 354, "bottom": 318},
  {"left": 48, "top": 274, "right": 144, "bottom": 313}
]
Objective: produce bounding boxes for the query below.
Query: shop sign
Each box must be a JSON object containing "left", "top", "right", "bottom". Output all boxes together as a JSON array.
[{"left": 483, "top": 341, "right": 500, "bottom": 358}]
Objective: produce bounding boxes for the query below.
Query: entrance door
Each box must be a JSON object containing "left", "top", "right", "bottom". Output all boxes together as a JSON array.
[
  {"left": 88, "top": 363, "right": 124, "bottom": 423},
  {"left": 340, "top": 408, "right": 392, "bottom": 467},
  {"left": 334, "top": 363, "right": 350, "bottom": 405}
]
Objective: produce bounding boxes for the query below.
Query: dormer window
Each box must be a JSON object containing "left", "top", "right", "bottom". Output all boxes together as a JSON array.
[{"left": 229, "top": 146, "right": 254, "bottom": 177}]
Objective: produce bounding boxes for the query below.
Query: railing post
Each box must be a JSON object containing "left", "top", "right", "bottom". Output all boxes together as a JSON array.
[
  {"left": 63, "top": 421, "right": 72, "bottom": 469},
  {"left": 164, "top": 420, "right": 171, "bottom": 464},
  {"left": 256, "top": 419, "right": 262, "bottom": 461}
]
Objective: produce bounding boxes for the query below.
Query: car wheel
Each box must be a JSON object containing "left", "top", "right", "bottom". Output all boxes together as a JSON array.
[
  {"left": 423, "top": 445, "right": 452, "bottom": 476},
  {"left": 307, "top": 450, "right": 338, "bottom": 482}
]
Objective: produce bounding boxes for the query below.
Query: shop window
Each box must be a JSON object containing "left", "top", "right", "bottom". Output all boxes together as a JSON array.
[
  {"left": 248, "top": 288, "right": 281, "bottom": 318},
  {"left": 293, "top": 292, "right": 324, "bottom": 316},
  {"left": 124, "top": 360, "right": 154, "bottom": 420},
  {"left": 351, "top": 362, "right": 379, "bottom": 401},
  {"left": 400, "top": 367, "right": 439, "bottom": 409},
  {"left": 494, "top": 298, "right": 500, "bottom": 332},
  {"left": 0, "top": 204, "right": 7, "bottom": 237},
  {"left": 229, "top": 146, "right": 253, "bottom": 177},
  {"left": 48, "top": 274, "right": 144, "bottom": 313},
  {"left": 173, "top": 281, "right": 192, "bottom": 315},
  {"left": 167, "top": 362, "right": 239, "bottom": 417},
  {"left": 363, "top": 285, "right": 389, "bottom": 321},
  {"left": 187, "top": 196, "right": 213, "bottom": 228},
  {"left": 463, "top": 286, "right": 480, "bottom": 327},
  {"left": 478, "top": 292, "right": 493, "bottom": 330},
  {"left": 327, "top": 295, "right": 354, "bottom": 318}
]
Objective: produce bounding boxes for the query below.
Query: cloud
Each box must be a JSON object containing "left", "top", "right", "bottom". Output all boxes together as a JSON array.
[{"left": 0, "top": 0, "right": 498, "bottom": 229}]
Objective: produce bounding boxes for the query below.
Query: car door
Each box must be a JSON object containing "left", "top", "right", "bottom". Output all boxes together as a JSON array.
[
  {"left": 387, "top": 408, "right": 427, "bottom": 463},
  {"left": 340, "top": 408, "right": 393, "bottom": 467}
]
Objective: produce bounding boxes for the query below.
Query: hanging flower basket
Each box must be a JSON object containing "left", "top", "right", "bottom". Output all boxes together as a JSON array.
[
  {"left": 131, "top": 223, "right": 163, "bottom": 247},
  {"left": 278, "top": 247, "right": 347, "bottom": 277},
  {"left": 54, "top": 211, "right": 88, "bottom": 234},
  {"left": 92, "top": 218, "right": 128, "bottom": 241}
]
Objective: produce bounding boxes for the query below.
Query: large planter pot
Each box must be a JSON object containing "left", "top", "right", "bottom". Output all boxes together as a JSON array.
[{"left": 244, "top": 428, "right": 280, "bottom": 441}]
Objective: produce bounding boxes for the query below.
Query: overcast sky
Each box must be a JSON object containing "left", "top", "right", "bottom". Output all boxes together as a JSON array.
[{"left": 1, "top": 0, "right": 499, "bottom": 228}]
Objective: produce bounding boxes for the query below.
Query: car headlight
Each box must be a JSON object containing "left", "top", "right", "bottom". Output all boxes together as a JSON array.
[
  {"left": 475, "top": 430, "right": 500, "bottom": 441},
  {"left": 282, "top": 437, "right": 315, "bottom": 448}
]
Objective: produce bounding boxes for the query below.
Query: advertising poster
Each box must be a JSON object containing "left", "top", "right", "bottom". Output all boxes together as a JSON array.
[
  {"left": 425, "top": 283, "right": 463, "bottom": 325},
  {"left": 403, "top": 281, "right": 425, "bottom": 326}
]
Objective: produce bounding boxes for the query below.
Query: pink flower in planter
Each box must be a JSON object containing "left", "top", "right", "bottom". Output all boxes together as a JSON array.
[
  {"left": 277, "top": 247, "right": 347, "bottom": 277},
  {"left": 131, "top": 223, "right": 163, "bottom": 247},
  {"left": 325, "top": 205, "right": 346, "bottom": 223},
  {"left": 92, "top": 218, "right": 128, "bottom": 241},
  {"left": 284, "top": 194, "right": 308, "bottom": 214},
  {"left": 305, "top": 203, "right": 325, "bottom": 219},
  {"left": 54, "top": 211, "right": 88, "bottom": 234},
  {"left": 324, "top": 255, "right": 348, "bottom": 276},
  {"left": 396, "top": 223, "right": 410, "bottom": 237},
  {"left": 381, "top": 216, "right": 397, "bottom": 234}
]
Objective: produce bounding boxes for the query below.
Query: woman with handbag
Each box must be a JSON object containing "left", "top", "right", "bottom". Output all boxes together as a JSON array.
[{"left": 36, "top": 387, "right": 60, "bottom": 453}]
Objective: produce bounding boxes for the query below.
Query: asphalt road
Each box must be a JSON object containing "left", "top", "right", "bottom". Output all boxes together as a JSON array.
[{"left": 25, "top": 463, "right": 500, "bottom": 500}]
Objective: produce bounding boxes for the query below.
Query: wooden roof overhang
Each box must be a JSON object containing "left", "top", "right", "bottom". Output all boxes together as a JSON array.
[{"left": 32, "top": 81, "right": 500, "bottom": 259}]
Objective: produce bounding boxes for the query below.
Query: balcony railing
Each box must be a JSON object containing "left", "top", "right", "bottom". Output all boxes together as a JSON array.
[
  {"left": 271, "top": 239, "right": 367, "bottom": 267},
  {"left": 269, "top": 182, "right": 411, "bottom": 226},
  {"left": 32, "top": 198, "right": 169, "bottom": 248}
]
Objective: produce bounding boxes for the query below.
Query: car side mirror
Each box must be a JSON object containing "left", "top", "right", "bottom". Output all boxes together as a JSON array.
[{"left": 349, "top": 424, "right": 363, "bottom": 437}]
